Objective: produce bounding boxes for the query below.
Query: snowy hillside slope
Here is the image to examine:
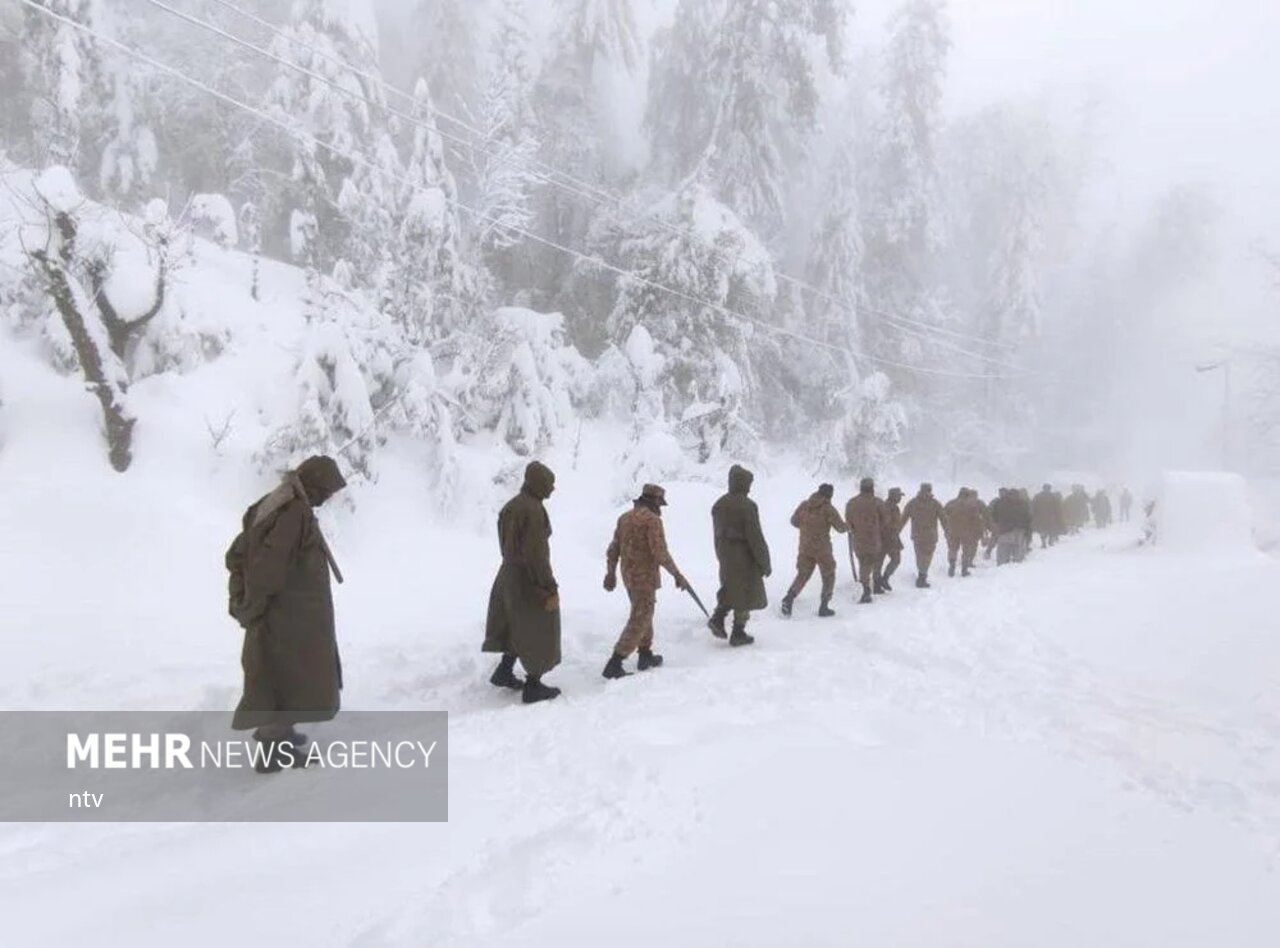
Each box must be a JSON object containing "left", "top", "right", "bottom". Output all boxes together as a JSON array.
[{"left": 3, "top": 168, "right": 1279, "bottom": 948}]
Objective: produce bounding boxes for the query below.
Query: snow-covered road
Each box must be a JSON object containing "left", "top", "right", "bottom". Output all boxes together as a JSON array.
[{"left": 2, "top": 499, "right": 1277, "bottom": 946}]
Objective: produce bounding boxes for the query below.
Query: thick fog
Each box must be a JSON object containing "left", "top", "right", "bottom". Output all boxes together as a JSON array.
[{"left": 2, "top": 0, "right": 1277, "bottom": 485}]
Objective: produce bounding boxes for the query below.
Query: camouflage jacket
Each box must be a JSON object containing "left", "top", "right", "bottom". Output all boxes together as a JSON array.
[{"left": 607, "top": 505, "right": 679, "bottom": 592}]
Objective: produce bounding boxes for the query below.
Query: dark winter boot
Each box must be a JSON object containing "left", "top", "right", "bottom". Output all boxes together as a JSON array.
[
  {"left": 948, "top": 561, "right": 957, "bottom": 578},
  {"left": 637, "top": 648, "right": 664, "bottom": 671},
  {"left": 780, "top": 594, "right": 795, "bottom": 618},
  {"left": 859, "top": 588, "right": 873, "bottom": 605},
  {"left": 961, "top": 566, "right": 972, "bottom": 578},
  {"left": 818, "top": 596, "right": 836, "bottom": 617},
  {"left": 253, "top": 738, "right": 309, "bottom": 775},
  {"left": 522, "top": 676, "right": 562, "bottom": 704},
  {"left": 916, "top": 573, "right": 930, "bottom": 589},
  {"left": 602, "top": 654, "right": 631, "bottom": 680},
  {"left": 881, "top": 575, "right": 893, "bottom": 592},
  {"left": 729, "top": 622, "right": 755, "bottom": 647},
  {"left": 873, "top": 580, "right": 887, "bottom": 595},
  {"left": 489, "top": 654, "right": 524, "bottom": 691},
  {"left": 708, "top": 608, "right": 729, "bottom": 639}
]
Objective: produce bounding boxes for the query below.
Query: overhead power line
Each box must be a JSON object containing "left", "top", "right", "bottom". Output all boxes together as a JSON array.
[
  {"left": 182, "top": 0, "right": 1023, "bottom": 362},
  {"left": 18, "top": 0, "right": 1024, "bottom": 382}
]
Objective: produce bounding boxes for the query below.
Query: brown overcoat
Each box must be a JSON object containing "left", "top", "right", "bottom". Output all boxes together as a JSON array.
[
  {"left": 484, "top": 462, "right": 562, "bottom": 677},
  {"left": 712, "top": 465, "right": 771, "bottom": 611},
  {"left": 1032, "top": 489, "right": 1059, "bottom": 534},
  {"left": 229, "top": 458, "right": 346, "bottom": 732}
]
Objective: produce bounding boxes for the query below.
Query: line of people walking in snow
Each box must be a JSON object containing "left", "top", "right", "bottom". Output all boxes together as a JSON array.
[
  {"left": 224, "top": 455, "right": 1132, "bottom": 771},
  {"left": 483, "top": 463, "right": 1132, "bottom": 705}
]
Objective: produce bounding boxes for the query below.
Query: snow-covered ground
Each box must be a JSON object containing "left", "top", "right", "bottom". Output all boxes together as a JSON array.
[
  {"left": 2, "top": 167, "right": 1277, "bottom": 945},
  {"left": 1, "top": 410, "right": 1278, "bottom": 944}
]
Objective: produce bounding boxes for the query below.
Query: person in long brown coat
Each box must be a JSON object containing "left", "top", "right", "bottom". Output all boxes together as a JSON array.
[
  {"left": 947, "top": 488, "right": 985, "bottom": 577},
  {"left": 1064, "top": 485, "right": 1090, "bottom": 534},
  {"left": 877, "top": 487, "right": 905, "bottom": 592},
  {"left": 781, "top": 483, "right": 847, "bottom": 618},
  {"left": 708, "top": 464, "right": 771, "bottom": 647},
  {"left": 900, "top": 483, "right": 946, "bottom": 588},
  {"left": 602, "top": 483, "right": 689, "bottom": 679},
  {"left": 227, "top": 455, "right": 347, "bottom": 774},
  {"left": 845, "top": 477, "right": 885, "bottom": 605},
  {"left": 1032, "top": 484, "right": 1060, "bottom": 549},
  {"left": 484, "top": 461, "right": 563, "bottom": 704},
  {"left": 943, "top": 489, "right": 965, "bottom": 577}
]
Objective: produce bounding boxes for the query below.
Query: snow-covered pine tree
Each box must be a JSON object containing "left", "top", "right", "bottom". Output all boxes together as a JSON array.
[
  {"left": 826, "top": 370, "right": 907, "bottom": 478},
  {"left": 864, "top": 0, "right": 952, "bottom": 358},
  {"left": 462, "top": 306, "right": 590, "bottom": 457},
  {"left": 413, "top": 0, "right": 485, "bottom": 137},
  {"left": 389, "top": 78, "right": 476, "bottom": 345},
  {"left": 266, "top": 0, "right": 399, "bottom": 288},
  {"left": 473, "top": 0, "right": 541, "bottom": 298},
  {"left": 587, "top": 183, "right": 781, "bottom": 445},
  {"left": 94, "top": 4, "right": 158, "bottom": 205},
  {"left": 19, "top": 0, "right": 104, "bottom": 171},
  {"left": 647, "top": 0, "right": 846, "bottom": 236},
  {"left": 531, "top": 0, "right": 640, "bottom": 307}
]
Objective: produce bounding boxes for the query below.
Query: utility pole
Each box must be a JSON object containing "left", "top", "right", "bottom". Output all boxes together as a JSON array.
[{"left": 1194, "top": 357, "right": 1231, "bottom": 470}]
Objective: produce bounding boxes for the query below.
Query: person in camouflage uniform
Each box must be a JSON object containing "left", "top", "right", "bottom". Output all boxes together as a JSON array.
[
  {"left": 708, "top": 465, "right": 771, "bottom": 647},
  {"left": 845, "top": 477, "right": 886, "bottom": 605},
  {"left": 781, "top": 483, "right": 848, "bottom": 618},
  {"left": 877, "top": 487, "right": 905, "bottom": 592},
  {"left": 484, "top": 461, "right": 563, "bottom": 705},
  {"left": 602, "top": 484, "right": 689, "bottom": 679},
  {"left": 900, "top": 483, "right": 947, "bottom": 588}
]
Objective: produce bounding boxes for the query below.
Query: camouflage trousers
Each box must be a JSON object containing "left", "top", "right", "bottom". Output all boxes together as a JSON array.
[
  {"left": 854, "top": 552, "right": 879, "bottom": 592},
  {"left": 879, "top": 548, "right": 902, "bottom": 581},
  {"left": 786, "top": 551, "right": 836, "bottom": 601},
  {"left": 914, "top": 540, "right": 937, "bottom": 576},
  {"left": 613, "top": 586, "right": 657, "bottom": 658}
]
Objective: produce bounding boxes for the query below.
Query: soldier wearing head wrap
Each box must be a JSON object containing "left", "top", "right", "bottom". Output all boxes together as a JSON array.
[
  {"left": 226, "top": 455, "right": 348, "bottom": 774},
  {"left": 708, "top": 465, "right": 772, "bottom": 646},
  {"left": 484, "top": 461, "right": 563, "bottom": 704}
]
